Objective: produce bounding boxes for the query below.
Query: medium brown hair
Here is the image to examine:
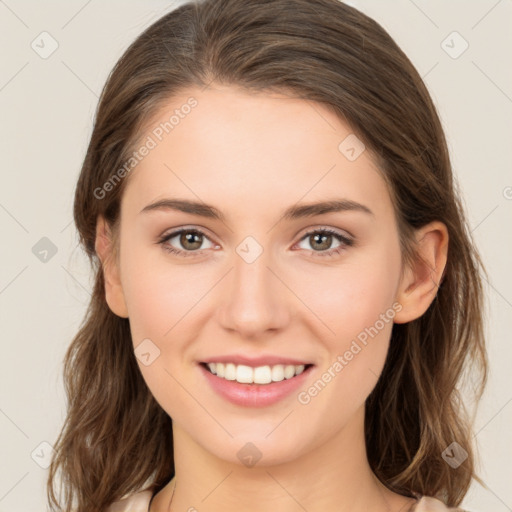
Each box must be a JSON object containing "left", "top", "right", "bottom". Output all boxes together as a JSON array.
[{"left": 47, "top": 0, "right": 488, "bottom": 510}]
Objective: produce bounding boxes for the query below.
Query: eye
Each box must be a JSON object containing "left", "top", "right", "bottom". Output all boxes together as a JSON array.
[
  {"left": 295, "top": 228, "right": 354, "bottom": 258},
  {"left": 157, "top": 228, "right": 217, "bottom": 257},
  {"left": 157, "top": 227, "right": 354, "bottom": 259}
]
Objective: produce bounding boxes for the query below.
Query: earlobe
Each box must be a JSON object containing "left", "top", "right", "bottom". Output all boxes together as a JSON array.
[
  {"left": 393, "top": 221, "right": 449, "bottom": 324},
  {"left": 95, "top": 216, "right": 129, "bottom": 319}
]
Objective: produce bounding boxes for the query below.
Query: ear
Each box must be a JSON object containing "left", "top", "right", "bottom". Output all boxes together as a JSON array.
[
  {"left": 393, "top": 221, "right": 449, "bottom": 324},
  {"left": 95, "top": 216, "right": 129, "bottom": 318}
]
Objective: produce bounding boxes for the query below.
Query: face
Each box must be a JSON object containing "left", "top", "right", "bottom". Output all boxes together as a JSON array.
[{"left": 110, "top": 84, "right": 407, "bottom": 466}]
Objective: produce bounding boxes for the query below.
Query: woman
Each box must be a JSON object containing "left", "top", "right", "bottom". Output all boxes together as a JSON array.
[{"left": 47, "top": 0, "right": 488, "bottom": 511}]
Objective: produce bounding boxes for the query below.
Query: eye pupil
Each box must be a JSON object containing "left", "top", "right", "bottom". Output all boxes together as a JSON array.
[
  {"left": 181, "top": 231, "right": 202, "bottom": 250},
  {"left": 311, "top": 233, "right": 332, "bottom": 251}
]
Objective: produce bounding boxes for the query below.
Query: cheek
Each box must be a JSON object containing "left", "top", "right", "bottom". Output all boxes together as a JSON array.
[
  {"left": 120, "top": 241, "right": 210, "bottom": 344},
  {"left": 299, "top": 249, "right": 400, "bottom": 347},
  {"left": 293, "top": 246, "right": 400, "bottom": 409},
  {"left": 120, "top": 247, "right": 204, "bottom": 414}
]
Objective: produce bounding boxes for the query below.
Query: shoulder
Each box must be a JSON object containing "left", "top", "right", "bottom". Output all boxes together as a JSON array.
[
  {"left": 411, "top": 495, "right": 470, "bottom": 512},
  {"left": 105, "top": 489, "right": 153, "bottom": 512}
]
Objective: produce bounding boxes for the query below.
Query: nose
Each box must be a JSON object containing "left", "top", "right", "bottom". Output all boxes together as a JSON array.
[{"left": 216, "top": 245, "right": 291, "bottom": 339}]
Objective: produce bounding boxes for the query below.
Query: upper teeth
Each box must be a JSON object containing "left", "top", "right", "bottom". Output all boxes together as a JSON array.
[{"left": 206, "top": 362, "right": 306, "bottom": 384}]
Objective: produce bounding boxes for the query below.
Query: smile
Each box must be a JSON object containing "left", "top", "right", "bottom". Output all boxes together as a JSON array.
[
  {"left": 203, "top": 362, "right": 310, "bottom": 384},
  {"left": 199, "top": 361, "right": 315, "bottom": 408}
]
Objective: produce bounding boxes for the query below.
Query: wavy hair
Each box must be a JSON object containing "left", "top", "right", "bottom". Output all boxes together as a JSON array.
[{"left": 47, "top": 0, "right": 488, "bottom": 510}]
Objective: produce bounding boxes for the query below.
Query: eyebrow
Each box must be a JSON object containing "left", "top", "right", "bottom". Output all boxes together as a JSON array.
[{"left": 140, "top": 198, "right": 374, "bottom": 222}]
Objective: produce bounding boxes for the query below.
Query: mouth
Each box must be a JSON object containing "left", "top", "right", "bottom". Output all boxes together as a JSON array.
[
  {"left": 198, "top": 353, "right": 316, "bottom": 407},
  {"left": 200, "top": 361, "right": 315, "bottom": 385},
  {"left": 199, "top": 360, "right": 315, "bottom": 407}
]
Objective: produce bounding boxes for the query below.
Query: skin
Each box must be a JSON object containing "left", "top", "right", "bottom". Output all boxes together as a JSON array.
[{"left": 95, "top": 84, "right": 448, "bottom": 512}]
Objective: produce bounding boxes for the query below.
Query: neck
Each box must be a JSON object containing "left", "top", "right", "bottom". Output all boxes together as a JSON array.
[{"left": 152, "top": 405, "right": 416, "bottom": 512}]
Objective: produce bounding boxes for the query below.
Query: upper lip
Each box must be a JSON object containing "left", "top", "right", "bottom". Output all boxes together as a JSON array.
[{"left": 201, "top": 355, "right": 314, "bottom": 367}]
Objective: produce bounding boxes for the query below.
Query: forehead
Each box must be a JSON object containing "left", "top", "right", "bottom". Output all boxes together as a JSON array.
[{"left": 120, "top": 85, "right": 393, "bottom": 223}]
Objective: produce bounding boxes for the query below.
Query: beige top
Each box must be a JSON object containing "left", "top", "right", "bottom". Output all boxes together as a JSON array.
[{"left": 106, "top": 489, "right": 469, "bottom": 511}]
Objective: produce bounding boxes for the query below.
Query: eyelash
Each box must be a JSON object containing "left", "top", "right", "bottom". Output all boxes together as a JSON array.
[{"left": 157, "top": 227, "right": 354, "bottom": 259}]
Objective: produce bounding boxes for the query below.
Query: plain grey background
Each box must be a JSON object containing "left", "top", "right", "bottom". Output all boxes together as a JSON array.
[{"left": 0, "top": 1, "right": 511, "bottom": 511}]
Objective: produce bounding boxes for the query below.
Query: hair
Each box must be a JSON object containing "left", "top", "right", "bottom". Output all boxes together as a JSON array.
[{"left": 47, "top": 0, "right": 488, "bottom": 510}]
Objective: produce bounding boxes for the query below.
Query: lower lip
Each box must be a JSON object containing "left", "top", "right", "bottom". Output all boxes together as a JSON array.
[{"left": 199, "top": 363, "right": 314, "bottom": 408}]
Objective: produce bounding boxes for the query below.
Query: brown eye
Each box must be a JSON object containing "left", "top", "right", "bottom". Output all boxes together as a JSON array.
[
  {"left": 309, "top": 232, "right": 334, "bottom": 251},
  {"left": 296, "top": 228, "right": 354, "bottom": 257},
  {"left": 179, "top": 231, "right": 203, "bottom": 250},
  {"left": 158, "top": 228, "right": 216, "bottom": 257}
]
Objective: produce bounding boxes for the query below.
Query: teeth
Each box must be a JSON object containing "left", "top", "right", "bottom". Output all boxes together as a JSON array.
[
  {"left": 237, "top": 365, "right": 254, "bottom": 383},
  {"left": 284, "top": 365, "right": 296, "bottom": 379},
  {"left": 254, "top": 365, "right": 272, "bottom": 384},
  {"left": 225, "top": 363, "right": 236, "bottom": 381},
  {"left": 205, "top": 362, "right": 307, "bottom": 384},
  {"left": 271, "top": 364, "right": 285, "bottom": 382}
]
